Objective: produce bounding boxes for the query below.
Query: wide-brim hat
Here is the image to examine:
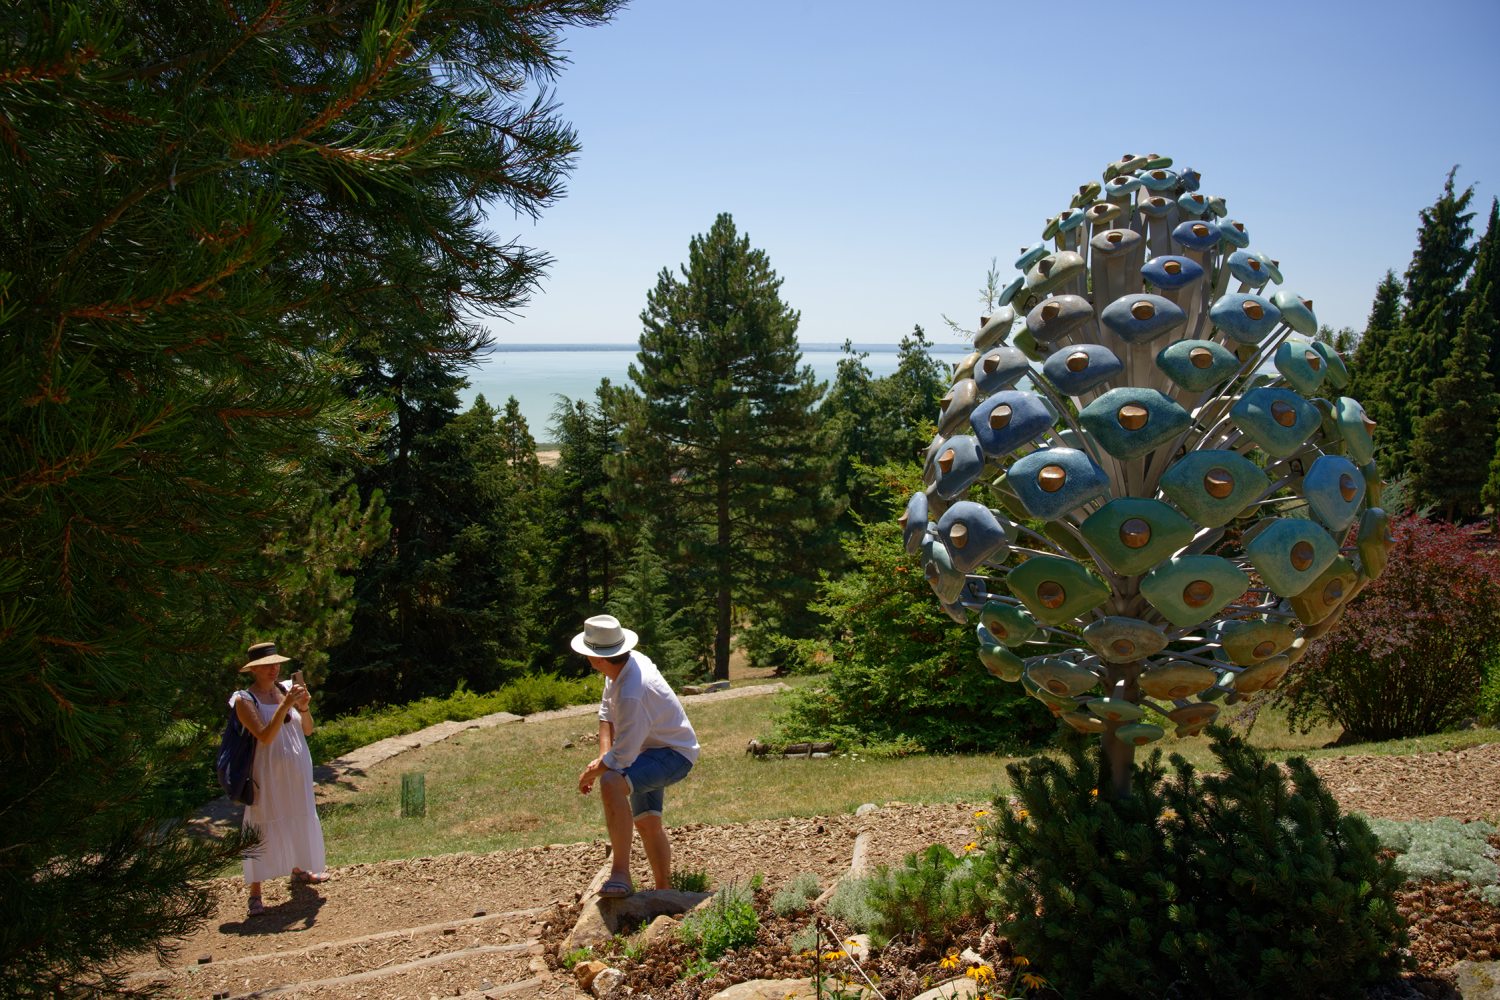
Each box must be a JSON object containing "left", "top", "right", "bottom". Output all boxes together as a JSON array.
[
  {"left": 241, "top": 641, "right": 291, "bottom": 672},
  {"left": 570, "top": 615, "right": 638, "bottom": 658}
]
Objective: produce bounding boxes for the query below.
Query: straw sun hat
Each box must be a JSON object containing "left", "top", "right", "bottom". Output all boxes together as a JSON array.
[
  {"left": 569, "top": 615, "right": 639, "bottom": 658},
  {"left": 241, "top": 641, "right": 291, "bottom": 672}
]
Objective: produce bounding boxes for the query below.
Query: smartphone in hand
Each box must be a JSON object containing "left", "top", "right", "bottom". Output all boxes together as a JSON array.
[{"left": 292, "top": 670, "right": 306, "bottom": 688}]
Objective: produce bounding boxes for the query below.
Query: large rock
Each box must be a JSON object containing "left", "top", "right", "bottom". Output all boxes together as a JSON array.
[
  {"left": 912, "top": 977, "right": 982, "bottom": 1000},
  {"left": 561, "top": 886, "right": 713, "bottom": 952},
  {"left": 1454, "top": 960, "right": 1500, "bottom": 999},
  {"left": 709, "top": 979, "right": 876, "bottom": 1000}
]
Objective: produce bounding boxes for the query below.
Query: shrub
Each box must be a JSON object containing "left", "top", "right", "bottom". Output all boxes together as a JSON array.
[
  {"left": 769, "top": 463, "right": 1052, "bottom": 754},
  {"left": 680, "top": 881, "right": 759, "bottom": 960},
  {"left": 306, "top": 673, "right": 602, "bottom": 763},
  {"left": 1480, "top": 653, "right": 1500, "bottom": 727},
  {"left": 1369, "top": 817, "right": 1500, "bottom": 905},
  {"left": 771, "top": 872, "right": 823, "bottom": 916},
  {"left": 988, "top": 728, "right": 1409, "bottom": 1000},
  {"left": 671, "top": 868, "right": 710, "bottom": 893},
  {"left": 1274, "top": 516, "right": 1500, "bottom": 741},
  {"left": 824, "top": 876, "right": 882, "bottom": 936},
  {"left": 862, "top": 844, "right": 993, "bottom": 948}
]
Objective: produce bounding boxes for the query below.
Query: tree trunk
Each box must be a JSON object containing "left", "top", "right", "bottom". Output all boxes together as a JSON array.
[{"left": 714, "top": 470, "right": 732, "bottom": 681}]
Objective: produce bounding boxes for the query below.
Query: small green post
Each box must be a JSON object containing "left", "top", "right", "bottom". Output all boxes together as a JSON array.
[{"left": 400, "top": 772, "right": 426, "bottom": 818}]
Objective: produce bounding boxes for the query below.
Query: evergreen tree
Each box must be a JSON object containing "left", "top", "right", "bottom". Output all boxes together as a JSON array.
[
  {"left": 870, "top": 325, "right": 949, "bottom": 463},
  {"left": 1349, "top": 271, "right": 1406, "bottom": 468},
  {"left": 1471, "top": 198, "right": 1500, "bottom": 391},
  {"left": 1387, "top": 170, "right": 1478, "bottom": 476},
  {"left": 1409, "top": 284, "right": 1499, "bottom": 520},
  {"left": 330, "top": 394, "right": 541, "bottom": 710},
  {"left": 613, "top": 214, "right": 839, "bottom": 680},
  {"left": 0, "top": 3, "right": 619, "bottom": 984},
  {"left": 239, "top": 486, "right": 392, "bottom": 694},
  {"left": 606, "top": 520, "right": 701, "bottom": 687},
  {"left": 530, "top": 382, "right": 623, "bottom": 673}
]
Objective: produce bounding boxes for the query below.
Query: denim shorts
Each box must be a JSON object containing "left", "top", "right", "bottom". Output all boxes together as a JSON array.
[{"left": 621, "top": 747, "right": 694, "bottom": 819}]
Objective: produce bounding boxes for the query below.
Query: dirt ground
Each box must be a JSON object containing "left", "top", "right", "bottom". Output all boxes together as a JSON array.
[{"left": 123, "top": 740, "right": 1500, "bottom": 998}]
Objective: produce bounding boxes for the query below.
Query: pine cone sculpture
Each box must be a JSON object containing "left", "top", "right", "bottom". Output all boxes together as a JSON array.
[{"left": 905, "top": 154, "right": 1391, "bottom": 757}]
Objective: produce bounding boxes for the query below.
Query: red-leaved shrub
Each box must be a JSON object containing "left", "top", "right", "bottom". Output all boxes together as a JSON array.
[{"left": 1274, "top": 516, "right": 1500, "bottom": 741}]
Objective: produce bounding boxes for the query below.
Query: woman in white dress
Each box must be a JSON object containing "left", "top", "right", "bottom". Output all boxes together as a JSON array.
[{"left": 232, "top": 641, "right": 328, "bottom": 916}]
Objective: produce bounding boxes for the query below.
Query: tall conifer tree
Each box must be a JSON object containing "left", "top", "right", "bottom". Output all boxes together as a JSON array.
[
  {"left": 1409, "top": 285, "right": 1499, "bottom": 519},
  {"left": 1387, "top": 170, "right": 1477, "bottom": 476},
  {"left": 1471, "top": 198, "right": 1500, "bottom": 391},
  {"left": 0, "top": 2, "right": 619, "bottom": 986},
  {"left": 613, "top": 214, "right": 838, "bottom": 680},
  {"left": 1349, "top": 272, "right": 1406, "bottom": 470}
]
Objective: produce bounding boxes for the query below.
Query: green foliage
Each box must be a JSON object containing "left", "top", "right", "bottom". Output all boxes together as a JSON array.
[
  {"left": 770, "top": 872, "right": 823, "bottom": 916},
  {"left": 824, "top": 877, "right": 882, "bottom": 936},
  {"left": 1369, "top": 817, "right": 1500, "bottom": 906},
  {"left": 1273, "top": 516, "right": 1500, "bottom": 740},
  {"left": 863, "top": 844, "right": 994, "bottom": 948},
  {"left": 1480, "top": 653, "right": 1500, "bottom": 726},
  {"left": 679, "top": 881, "right": 760, "bottom": 960},
  {"left": 1410, "top": 273, "right": 1499, "bottom": 519},
  {"left": 307, "top": 674, "right": 602, "bottom": 763},
  {"left": 772, "top": 463, "right": 1051, "bottom": 753},
  {"left": 607, "top": 519, "right": 706, "bottom": 687},
  {"left": 530, "top": 383, "right": 624, "bottom": 675},
  {"left": 0, "top": 0, "right": 621, "bottom": 987},
  {"left": 671, "top": 869, "right": 711, "bottom": 893},
  {"left": 989, "top": 729, "right": 1408, "bottom": 1000},
  {"left": 680, "top": 955, "right": 718, "bottom": 981},
  {"left": 559, "top": 946, "right": 594, "bottom": 970},
  {"left": 329, "top": 394, "right": 548, "bottom": 713},
  {"left": 611, "top": 213, "right": 840, "bottom": 679}
]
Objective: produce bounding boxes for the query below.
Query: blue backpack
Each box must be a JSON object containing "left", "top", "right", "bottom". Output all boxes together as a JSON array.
[{"left": 216, "top": 688, "right": 277, "bottom": 805}]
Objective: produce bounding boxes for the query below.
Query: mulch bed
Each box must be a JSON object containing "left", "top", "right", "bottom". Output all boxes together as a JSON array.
[{"left": 541, "top": 878, "right": 1500, "bottom": 1000}]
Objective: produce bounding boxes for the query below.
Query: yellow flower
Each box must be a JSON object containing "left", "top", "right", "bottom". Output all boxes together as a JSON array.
[
  {"left": 1090, "top": 788, "right": 1099, "bottom": 797},
  {"left": 822, "top": 950, "right": 846, "bottom": 961},
  {"left": 973, "top": 809, "right": 990, "bottom": 817},
  {"left": 1015, "top": 808, "right": 1029, "bottom": 820},
  {"left": 966, "top": 964, "right": 996, "bottom": 983},
  {"left": 1160, "top": 807, "right": 1179, "bottom": 822},
  {"left": 1021, "top": 971, "right": 1050, "bottom": 989},
  {"left": 940, "top": 951, "right": 961, "bottom": 971},
  {"left": 963, "top": 841, "right": 978, "bottom": 852},
  {"left": 1009, "top": 954, "right": 1031, "bottom": 968}
]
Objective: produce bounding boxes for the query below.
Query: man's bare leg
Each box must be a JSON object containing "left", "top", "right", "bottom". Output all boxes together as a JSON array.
[
  {"left": 598, "top": 771, "right": 636, "bottom": 883},
  {"left": 634, "top": 813, "right": 671, "bottom": 890}
]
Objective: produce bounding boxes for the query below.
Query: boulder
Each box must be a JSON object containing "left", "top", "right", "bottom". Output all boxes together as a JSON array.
[
  {"left": 561, "top": 886, "right": 714, "bottom": 952},
  {"left": 636, "top": 913, "right": 678, "bottom": 948},
  {"left": 572, "top": 960, "right": 608, "bottom": 990},
  {"left": 1454, "top": 959, "right": 1500, "bottom": 999},
  {"left": 912, "top": 977, "right": 982, "bottom": 1000},
  {"left": 590, "top": 966, "right": 626, "bottom": 997},
  {"left": 708, "top": 979, "right": 875, "bottom": 1000}
]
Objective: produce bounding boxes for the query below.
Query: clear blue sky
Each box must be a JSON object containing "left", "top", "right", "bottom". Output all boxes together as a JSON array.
[{"left": 488, "top": 0, "right": 1500, "bottom": 348}]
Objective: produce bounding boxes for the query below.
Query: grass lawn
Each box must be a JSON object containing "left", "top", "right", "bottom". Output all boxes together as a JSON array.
[{"left": 316, "top": 677, "right": 1500, "bottom": 867}]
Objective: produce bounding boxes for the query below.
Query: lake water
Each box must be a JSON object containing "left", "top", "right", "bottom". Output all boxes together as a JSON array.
[{"left": 460, "top": 342, "right": 971, "bottom": 442}]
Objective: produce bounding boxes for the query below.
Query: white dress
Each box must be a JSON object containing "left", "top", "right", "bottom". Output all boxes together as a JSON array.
[{"left": 231, "top": 690, "right": 327, "bottom": 882}]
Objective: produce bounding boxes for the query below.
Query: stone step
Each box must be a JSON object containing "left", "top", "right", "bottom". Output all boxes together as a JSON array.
[{"left": 130, "top": 907, "right": 550, "bottom": 999}]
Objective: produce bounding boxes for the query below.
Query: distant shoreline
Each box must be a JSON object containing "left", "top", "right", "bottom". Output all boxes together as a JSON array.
[{"left": 484, "top": 341, "right": 971, "bottom": 354}]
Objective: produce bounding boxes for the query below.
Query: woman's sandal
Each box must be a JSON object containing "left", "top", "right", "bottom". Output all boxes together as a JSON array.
[
  {"left": 247, "top": 895, "right": 266, "bottom": 916},
  {"left": 291, "top": 868, "right": 329, "bottom": 885}
]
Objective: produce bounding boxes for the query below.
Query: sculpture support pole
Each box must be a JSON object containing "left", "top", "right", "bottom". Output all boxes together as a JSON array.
[{"left": 1099, "top": 660, "right": 1142, "bottom": 800}]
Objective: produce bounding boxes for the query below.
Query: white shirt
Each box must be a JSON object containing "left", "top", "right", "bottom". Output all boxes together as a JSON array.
[{"left": 598, "top": 651, "right": 700, "bottom": 771}]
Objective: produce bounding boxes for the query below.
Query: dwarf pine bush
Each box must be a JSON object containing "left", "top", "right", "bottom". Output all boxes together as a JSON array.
[
  {"left": 988, "top": 729, "right": 1409, "bottom": 1000},
  {"left": 1370, "top": 817, "right": 1500, "bottom": 905}
]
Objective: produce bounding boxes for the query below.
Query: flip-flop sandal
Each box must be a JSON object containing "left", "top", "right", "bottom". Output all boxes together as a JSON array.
[
  {"left": 597, "top": 878, "right": 632, "bottom": 899},
  {"left": 247, "top": 896, "right": 265, "bottom": 916},
  {"left": 291, "top": 870, "right": 329, "bottom": 885}
]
